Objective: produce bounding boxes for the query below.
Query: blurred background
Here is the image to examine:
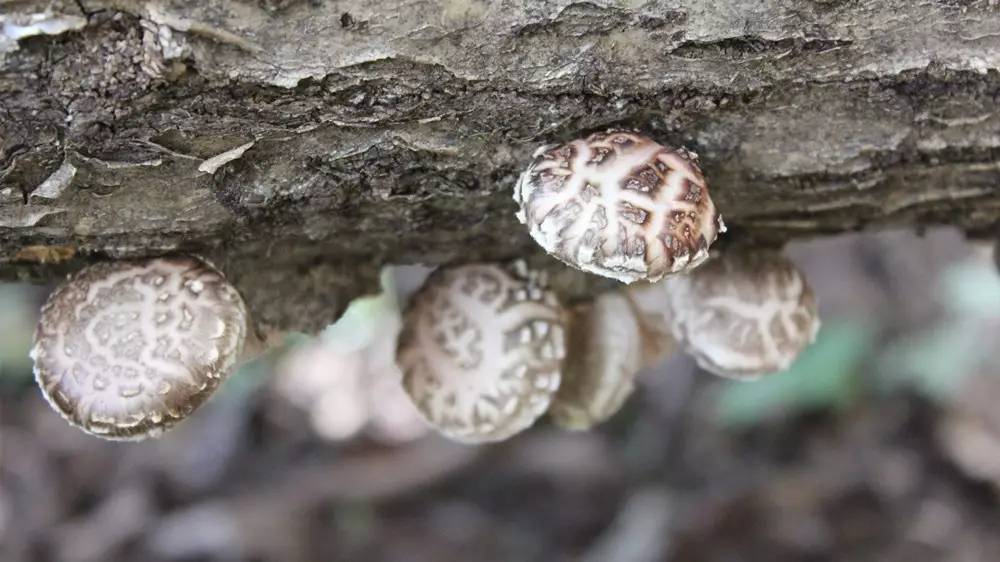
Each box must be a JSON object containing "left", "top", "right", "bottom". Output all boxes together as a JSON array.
[{"left": 2, "top": 228, "right": 1000, "bottom": 562}]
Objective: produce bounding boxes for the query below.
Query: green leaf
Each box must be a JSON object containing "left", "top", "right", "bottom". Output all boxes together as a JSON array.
[
  {"left": 877, "top": 258, "right": 1000, "bottom": 401},
  {"left": 877, "top": 322, "right": 981, "bottom": 400},
  {"left": 714, "top": 320, "right": 873, "bottom": 428},
  {"left": 0, "top": 284, "right": 41, "bottom": 385}
]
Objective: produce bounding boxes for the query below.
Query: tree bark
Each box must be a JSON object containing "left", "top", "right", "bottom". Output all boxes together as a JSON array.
[{"left": 2, "top": 0, "right": 999, "bottom": 333}]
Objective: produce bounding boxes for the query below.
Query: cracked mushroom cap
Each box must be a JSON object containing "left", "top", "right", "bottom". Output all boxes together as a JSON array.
[
  {"left": 31, "top": 256, "right": 249, "bottom": 440},
  {"left": 665, "top": 251, "right": 819, "bottom": 380},
  {"left": 549, "top": 291, "right": 643, "bottom": 431},
  {"left": 396, "top": 262, "right": 566, "bottom": 444},
  {"left": 514, "top": 129, "right": 725, "bottom": 284}
]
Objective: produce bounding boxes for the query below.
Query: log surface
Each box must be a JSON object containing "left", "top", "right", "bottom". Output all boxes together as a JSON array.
[{"left": 2, "top": 0, "right": 999, "bottom": 331}]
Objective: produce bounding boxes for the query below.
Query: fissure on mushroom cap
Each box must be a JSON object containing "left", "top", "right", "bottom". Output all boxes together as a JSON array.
[
  {"left": 31, "top": 256, "right": 249, "bottom": 440},
  {"left": 514, "top": 129, "right": 725, "bottom": 284},
  {"left": 396, "top": 262, "right": 566, "bottom": 444},
  {"left": 664, "top": 251, "right": 819, "bottom": 380},
  {"left": 549, "top": 292, "right": 643, "bottom": 431}
]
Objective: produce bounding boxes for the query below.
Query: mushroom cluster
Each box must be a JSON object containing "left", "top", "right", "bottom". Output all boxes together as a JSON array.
[
  {"left": 395, "top": 261, "right": 657, "bottom": 439},
  {"left": 31, "top": 256, "right": 249, "bottom": 440},
  {"left": 514, "top": 129, "right": 725, "bottom": 284},
  {"left": 22, "top": 127, "right": 822, "bottom": 445},
  {"left": 393, "top": 250, "right": 820, "bottom": 441},
  {"left": 396, "top": 262, "right": 566, "bottom": 443}
]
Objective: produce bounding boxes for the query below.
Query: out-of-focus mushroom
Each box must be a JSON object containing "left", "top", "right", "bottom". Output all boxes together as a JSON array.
[
  {"left": 938, "top": 374, "right": 1000, "bottom": 489},
  {"left": 361, "top": 282, "right": 430, "bottom": 443},
  {"left": 274, "top": 279, "right": 428, "bottom": 444},
  {"left": 664, "top": 251, "right": 820, "bottom": 380},
  {"left": 624, "top": 281, "right": 680, "bottom": 369},
  {"left": 276, "top": 340, "right": 370, "bottom": 441},
  {"left": 549, "top": 291, "right": 643, "bottom": 430},
  {"left": 514, "top": 129, "right": 725, "bottom": 284},
  {"left": 31, "top": 256, "right": 249, "bottom": 440},
  {"left": 396, "top": 262, "right": 566, "bottom": 444}
]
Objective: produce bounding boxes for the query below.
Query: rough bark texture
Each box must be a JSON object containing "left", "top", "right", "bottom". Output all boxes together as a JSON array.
[{"left": 2, "top": 0, "right": 999, "bottom": 333}]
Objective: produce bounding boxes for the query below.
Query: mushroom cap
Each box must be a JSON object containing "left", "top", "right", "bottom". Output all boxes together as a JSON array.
[
  {"left": 665, "top": 251, "right": 819, "bottom": 380},
  {"left": 396, "top": 262, "right": 566, "bottom": 444},
  {"left": 31, "top": 256, "right": 249, "bottom": 440},
  {"left": 514, "top": 129, "right": 725, "bottom": 284},
  {"left": 549, "top": 292, "right": 643, "bottom": 431}
]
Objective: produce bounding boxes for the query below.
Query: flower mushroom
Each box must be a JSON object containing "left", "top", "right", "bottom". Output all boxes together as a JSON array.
[
  {"left": 396, "top": 262, "right": 566, "bottom": 444},
  {"left": 664, "top": 250, "right": 819, "bottom": 380},
  {"left": 549, "top": 291, "right": 643, "bottom": 431},
  {"left": 31, "top": 256, "right": 249, "bottom": 440},
  {"left": 514, "top": 129, "right": 725, "bottom": 284}
]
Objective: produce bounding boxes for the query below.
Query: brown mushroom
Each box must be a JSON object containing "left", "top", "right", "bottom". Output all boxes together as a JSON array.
[
  {"left": 549, "top": 291, "right": 644, "bottom": 430},
  {"left": 396, "top": 262, "right": 566, "bottom": 444},
  {"left": 30, "top": 256, "right": 249, "bottom": 440},
  {"left": 514, "top": 129, "right": 725, "bottom": 284},
  {"left": 664, "top": 251, "right": 820, "bottom": 380}
]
